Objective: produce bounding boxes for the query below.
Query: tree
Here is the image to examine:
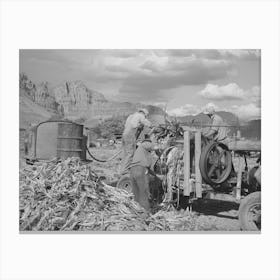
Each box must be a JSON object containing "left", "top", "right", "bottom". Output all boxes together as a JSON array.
[{"left": 92, "top": 116, "right": 126, "bottom": 139}]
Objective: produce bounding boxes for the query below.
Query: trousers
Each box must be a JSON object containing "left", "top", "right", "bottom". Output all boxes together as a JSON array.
[
  {"left": 130, "top": 165, "right": 151, "bottom": 211},
  {"left": 119, "top": 129, "right": 137, "bottom": 175}
]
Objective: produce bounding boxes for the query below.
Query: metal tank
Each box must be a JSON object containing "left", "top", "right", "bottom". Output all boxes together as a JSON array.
[{"left": 26, "top": 120, "right": 87, "bottom": 160}]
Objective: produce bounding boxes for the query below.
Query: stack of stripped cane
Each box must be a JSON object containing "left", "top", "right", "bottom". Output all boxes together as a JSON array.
[{"left": 19, "top": 157, "right": 197, "bottom": 231}]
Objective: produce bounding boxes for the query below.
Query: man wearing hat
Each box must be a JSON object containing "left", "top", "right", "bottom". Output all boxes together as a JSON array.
[
  {"left": 202, "top": 103, "right": 228, "bottom": 142},
  {"left": 120, "top": 108, "right": 153, "bottom": 175},
  {"left": 129, "top": 137, "right": 162, "bottom": 211}
]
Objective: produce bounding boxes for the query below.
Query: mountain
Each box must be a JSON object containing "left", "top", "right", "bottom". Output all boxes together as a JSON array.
[
  {"left": 240, "top": 119, "right": 261, "bottom": 140},
  {"left": 20, "top": 75, "right": 259, "bottom": 139},
  {"left": 177, "top": 111, "right": 240, "bottom": 126},
  {"left": 19, "top": 89, "right": 59, "bottom": 128},
  {"left": 176, "top": 111, "right": 240, "bottom": 136},
  {"left": 176, "top": 111, "right": 261, "bottom": 139},
  {"left": 53, "top": 81, "right": 166, "bottom": 122},
  {"left": 19, "top": 76, "right": 165, "bottom": 128}
]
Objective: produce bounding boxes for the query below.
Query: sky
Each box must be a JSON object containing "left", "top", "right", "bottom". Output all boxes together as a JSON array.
[{"left": 19, "top": 49, "right": 261, "bottom": 121}]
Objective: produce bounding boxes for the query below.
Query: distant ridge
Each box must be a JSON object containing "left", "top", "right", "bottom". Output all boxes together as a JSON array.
[{"left": 19, "top": 74, "right": 165, "bottom": 128}]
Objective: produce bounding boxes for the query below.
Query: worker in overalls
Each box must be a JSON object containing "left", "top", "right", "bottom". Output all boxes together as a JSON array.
[
  {"left": 129, "top": 137, "right": 162, "bottom": 211},
  {"left": 120, "top": 108, "right": 152, "bottom": 175}
]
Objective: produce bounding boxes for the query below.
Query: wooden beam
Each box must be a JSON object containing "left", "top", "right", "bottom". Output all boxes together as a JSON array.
[
  {"left": 183, "top": 131, "right": 190, "bottom": 196},
  {"left": 195, "top": 131, "right": 202, "bottom": 198},
  {"left": 236, "top": 156, "right": 243, "bottom": 200}
]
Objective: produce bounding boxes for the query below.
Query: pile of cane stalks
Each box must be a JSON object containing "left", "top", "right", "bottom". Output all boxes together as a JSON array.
[{"left": 19, "top": 158, "right": 198, "bottom": 231}]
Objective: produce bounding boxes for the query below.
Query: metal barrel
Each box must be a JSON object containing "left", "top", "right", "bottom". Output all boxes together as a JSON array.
[{"left": 57, "top": 122, "right": 86, "bottom": 160}]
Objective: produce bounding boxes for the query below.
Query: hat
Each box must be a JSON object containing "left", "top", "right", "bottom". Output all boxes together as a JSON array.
[
  {"left": 203, "top": 103, "right": 216, "bottom": 115},
  {"left": 138, "top": 108, "right": 149, "bottom": 116}
]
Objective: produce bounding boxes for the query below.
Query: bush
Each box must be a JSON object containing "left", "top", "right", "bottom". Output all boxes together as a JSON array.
[{"left": 94, "top": 116, "right": 126, "bottom": 139}]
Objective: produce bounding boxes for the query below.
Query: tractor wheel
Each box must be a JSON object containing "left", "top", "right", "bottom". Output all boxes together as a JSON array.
[
  {"left": 239, "top": 191, "right": 261, "bottom": 231},
  {"left": 199, "top": 141, "right": 232, "bottom": 186},
  {"left": 116, "top": 174, "right": 133, "bottom": 193}
]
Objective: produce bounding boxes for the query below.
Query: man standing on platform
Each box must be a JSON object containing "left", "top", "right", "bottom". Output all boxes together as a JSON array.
[{"left": 202, "top": 103, "right": 229, "bottom": 143}]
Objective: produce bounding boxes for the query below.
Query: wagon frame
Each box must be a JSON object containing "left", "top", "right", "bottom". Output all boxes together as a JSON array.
[{"left": 179, "top": 125, "right": 261, "bottom": 231}]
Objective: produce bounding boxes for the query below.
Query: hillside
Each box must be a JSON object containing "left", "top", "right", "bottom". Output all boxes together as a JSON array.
[
  {"left": 19, "top": 75, "right": 166, "bottom": 128},
  {"left": 240, "top": 119, "right": 261, "bottom": 140},
  {"left": 19, "top": 75, "right": 260, "bottom": 139},
  {"left": 176, "top": 112, "right": 261, "bottom": 139},
  {"left": 177, "top": 111, "right": 240, "bottom": 126},
  {"left": 176, "top": 111, "right": 240, "bottom": 136},
  {"left": 19, "top": 90, "right": 59, "bottom": 128}
]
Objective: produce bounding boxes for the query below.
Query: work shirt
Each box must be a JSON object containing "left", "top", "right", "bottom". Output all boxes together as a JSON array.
[
  {"left": 203, "top": 114, "right": 228, "bottom": 141},
  {"left": 123, "top": 112, "right": 152, "bottom": 136},
  {"left": 130, "top": 142, "right": 156, "bottom": 169}
]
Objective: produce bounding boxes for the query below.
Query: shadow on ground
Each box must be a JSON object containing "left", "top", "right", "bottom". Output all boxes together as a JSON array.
[{"left": 191, "top": 199, "right": 239, "bottom": 220}]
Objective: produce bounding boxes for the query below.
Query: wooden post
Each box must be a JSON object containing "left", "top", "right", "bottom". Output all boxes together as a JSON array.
[
  {"left": 195, "top": 131, "right": 202, "bottom": 198},
  {"left": 236, "top": 156, "right": 243, "bottom": 200},
  {"left": 86, "top": 129, "right": 90, "bottom": 147},
  {"left": 183, "top": 131, "right": 191, "bottom": 196}
]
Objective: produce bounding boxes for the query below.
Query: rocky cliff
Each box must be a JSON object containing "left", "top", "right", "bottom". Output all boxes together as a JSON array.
[
  {"left": 52, "top": 81, "right": 165, "bottom": 122},
  {"left": 19, "top": 89, "right": 57, "bottom": 128},
  {"left": 53, "top": 81, "right": 107, "bottom": 118},
  {"left": 19, "top": 75, "right": 166, "bottom": 128}
]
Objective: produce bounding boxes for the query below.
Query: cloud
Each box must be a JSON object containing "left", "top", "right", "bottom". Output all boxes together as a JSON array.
[
  {"left": 20, "top": 49, "right": 260, "bottom": 104},
  {"left": 168, "top": 104, "right": 201, "bottom": 117},
  {"left": 117, "top": 57, "right": 232, "bottom": 101},
  {"left": 152, "top": 102, "right": 168, "bottom": 110},
  {"left": 229, "top": 103, "right": 261, "bottom": 121},
  {"left": 199, "top": 83, "right": 245, "bottom": 100},
  {"left": 168, "top": 102, "right": 220, "bottom": 117},
  {"left": 29, "top": 49, "right": 233, "bottom": 102},
  {"left": 218, "top": 49, "right": 261, "bottom": 60},
  {"left": 160, "top": 49, "right": 260, "bottom": 60},
  {"left": 199, "top": 83, "right": 261, "bottom": 104},
  {"left": 168, "top": 101, "right": 260, "bottom": 121},
  {"left": 248, "top": 86, "right": 261, "bottom": 107}
]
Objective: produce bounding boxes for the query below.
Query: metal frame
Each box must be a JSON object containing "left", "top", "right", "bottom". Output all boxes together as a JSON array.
[{"left": 181, "top": 126, "right": 250, "bottom": 202}]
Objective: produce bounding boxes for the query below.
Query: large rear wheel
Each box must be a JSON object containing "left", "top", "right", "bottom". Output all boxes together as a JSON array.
[{"left": 238, "top": 191, "right": 261, "bottom": 231}]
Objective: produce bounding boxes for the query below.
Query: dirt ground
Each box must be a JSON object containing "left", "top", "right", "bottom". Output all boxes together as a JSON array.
[
  {"left": 87, "top": 145, "right": 258, "bottom": 231},
  {"left": 19, "top": 143, "right": 259, "bottom": 231}
]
